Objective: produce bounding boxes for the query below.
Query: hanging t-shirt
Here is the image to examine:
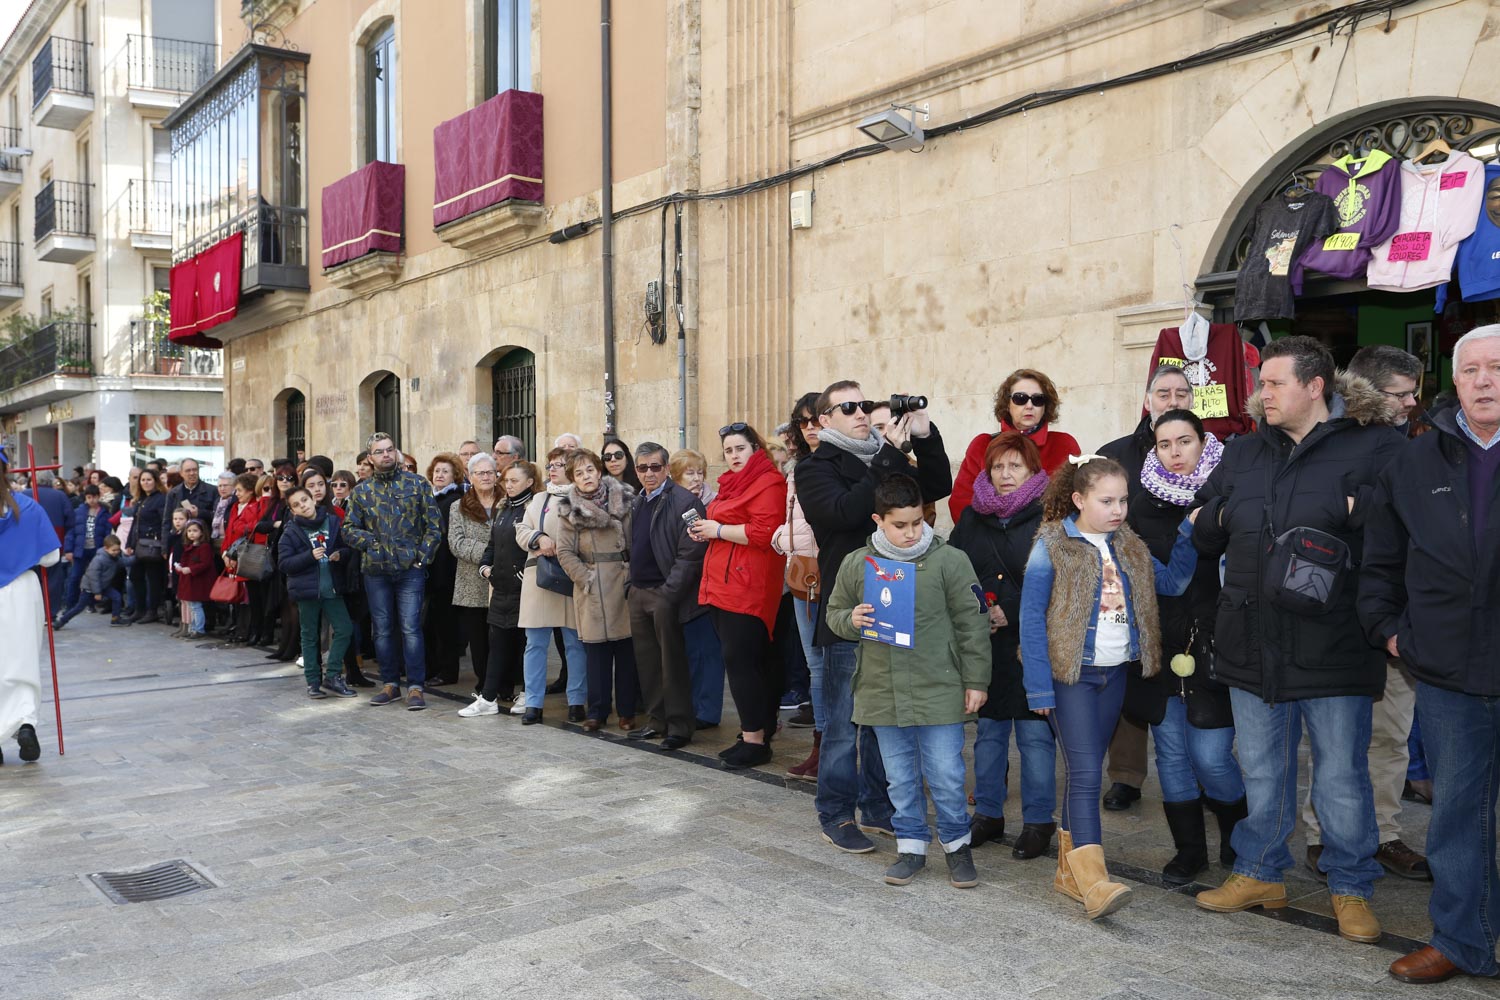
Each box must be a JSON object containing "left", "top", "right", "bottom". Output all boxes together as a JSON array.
[
  {"left": 1146, "top": 323, "right": 1254, "bottom": 438},
  {"left": 1436, "top": 163, "right": 1500, "bottom": 311},
  {"left": 1292, "top": 150, "right": 1402, "bottom": 291},
  {"left": 1234, "top": 192, "right": 1338, "bottom": 322},
  {"left": 1081, "top": 531, "right": 1131, "bottom": 667},
  {"left": 1367, "top": 150, "right": 1485, "bottom": 292}
]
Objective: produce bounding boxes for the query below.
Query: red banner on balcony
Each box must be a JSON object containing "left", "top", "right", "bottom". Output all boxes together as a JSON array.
[
  {"left": 168, "top": 231, "right": 243, "bottom": 347},
  {"left": 322, "top": 161, "right": 405, "bottom": 269},
  {"left": 433, "top": 89, "right": 543, "bottom": 228}
]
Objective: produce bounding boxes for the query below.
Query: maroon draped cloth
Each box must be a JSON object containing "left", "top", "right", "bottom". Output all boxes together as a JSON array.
[
  {"left": 168, "top": 231, "right": 243, "bottom": 348},
  {"left": 322, "top": 161, "right": 405, "bottom": 268},
  {"left": 433, "top": 89, "right": 543, "bottom": 228}
]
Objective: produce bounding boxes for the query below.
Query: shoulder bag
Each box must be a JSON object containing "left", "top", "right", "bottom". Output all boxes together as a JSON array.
[
  {"left": 533, "top": 495, "right": 574, "bottom": 596},
  {"left": 235, "top": 541, "right": 275, "bottom": 582},
  {"left": 783, "top": 489, "right": 821, "bottom": 604},
  {"left": 1261, "top": 461, "right": 1350, "bottom": 615}
]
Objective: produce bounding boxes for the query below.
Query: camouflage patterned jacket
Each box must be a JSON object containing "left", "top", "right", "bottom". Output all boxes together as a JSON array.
[{"left": 342, "top": 468, "right": 443, "bottom": 575}]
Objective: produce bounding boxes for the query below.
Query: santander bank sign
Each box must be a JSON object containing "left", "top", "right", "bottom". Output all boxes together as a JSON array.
[{"left": 135, "top": 415, "right": 226, "bottom": 448}]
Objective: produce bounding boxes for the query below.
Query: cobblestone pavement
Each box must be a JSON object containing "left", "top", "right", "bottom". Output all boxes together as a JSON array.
[{"left": 2, "top": 615, "right": 1495, "bottom": 1000}]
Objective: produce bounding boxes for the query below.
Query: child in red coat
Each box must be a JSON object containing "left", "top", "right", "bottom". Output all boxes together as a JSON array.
[{"left": 175, "top": 521, "right": 217, "bottom": 638}]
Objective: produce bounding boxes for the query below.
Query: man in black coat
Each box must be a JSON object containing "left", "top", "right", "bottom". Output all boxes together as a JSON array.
[
  {"left": 625, "top": 442, "right": 705, "bottom": 750},
  {"left": 1361, "top": 326, "right": 1500, "bottom": 985},
  {"left": 1189, "top": 336, "right": 1403, "bottom": 945},
  {"left": 797, "top": 379, "right": 951, "bottom": 854},
  {"left": 160, "top": 457, "right": 218, "bottom": 533},
  {"left": 1096, "top": 362, "right": 1195, "bottom": 811}
]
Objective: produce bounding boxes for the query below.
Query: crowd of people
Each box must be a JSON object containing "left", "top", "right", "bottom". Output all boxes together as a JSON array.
[{"left": 2, "top": 324, "right": 1499, "bottom": 987}]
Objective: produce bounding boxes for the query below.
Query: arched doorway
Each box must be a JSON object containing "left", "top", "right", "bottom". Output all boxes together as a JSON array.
[
  {"left": 374, "top": 372, "right": 401, "bottom": 448},
  {"left": 1201, "top": 101, "right": 1500, "bottom": 406},
  {"left": 491, "top": 348, "right": 535, "bottom": 459},
  {"left": 284, "top": 389, "right": 306, "bottom": 460}
]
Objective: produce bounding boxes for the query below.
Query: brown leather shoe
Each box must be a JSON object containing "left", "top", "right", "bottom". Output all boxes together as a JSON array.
[
  {"left": 1376, "top": 839, "right": 1432, "bottom": 881},
  {"left": 582, "top": 719, "right": 601, "bottom": 732},
  {"left": 1390, "top": 946, "right": 1462, "bottom": 984},
  {"left": 618, "top": 716, "right": 636, "bottom": 731}
]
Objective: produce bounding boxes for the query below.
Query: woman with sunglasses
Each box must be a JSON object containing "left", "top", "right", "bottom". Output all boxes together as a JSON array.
[
  {"left": 949, "top": 369, "right": 1080, "bottom": 522},
  {"left": 601, "top": 437, "right": 643, "bottom": 493},
  {"left": 691, "top": 422, "right": 788, "bottom": 769}
]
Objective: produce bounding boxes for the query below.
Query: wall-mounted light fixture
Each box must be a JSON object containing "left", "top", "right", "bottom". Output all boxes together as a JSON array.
[{"left": 857, "top": 102, "right": 929, "bottom": 153}]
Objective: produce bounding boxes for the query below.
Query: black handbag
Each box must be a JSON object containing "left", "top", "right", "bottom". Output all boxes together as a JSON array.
[
  {"left": 535, "top": 555, "right": 573, "bottom": 596},
  {"left": 135, "top": 537, "right": 165, "bottom": 561},
  {"left": 1186, "top": 626, "right": 1235, "bottom": 729},
  {"left": 235, "top": 542, "right": 274, "bottom": 582}
]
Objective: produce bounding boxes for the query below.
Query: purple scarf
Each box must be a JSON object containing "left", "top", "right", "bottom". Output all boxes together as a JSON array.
[
  {"left": 971, "top": 469, "right": 1048, "bottom": 519},
  {"left": 1141, "top": 432, "right": 1223, "bottom": 506}
]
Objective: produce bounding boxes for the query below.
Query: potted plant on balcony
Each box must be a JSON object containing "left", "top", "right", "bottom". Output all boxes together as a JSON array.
[{"left": 142, "top": 290, "right": 179, "bottom": 375}]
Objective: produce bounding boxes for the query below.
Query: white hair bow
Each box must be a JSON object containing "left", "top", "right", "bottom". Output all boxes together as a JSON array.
[{"left": 1068, "top": 454, "right": 1107, "bottom": 467}]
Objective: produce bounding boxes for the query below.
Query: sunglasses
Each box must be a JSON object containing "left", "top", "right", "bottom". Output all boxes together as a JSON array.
[
  {"left": 1010, "top": 392, "right": 1049, "bottom": 408},
  {"left": 822, "top": 401, "right": 877, "bottom": 417},
  {"left": 635, "top": 462, "right": 665, "bottom": 473},
  {"left": 276, "top": 474, "right": 295, "bottom": 482},
  {"left": 602, "top": 451, "right": 626, "bottom": 461},
  {"left": 720, "top": 422, "right": 750, "bottom": 437},
  {"left": 792, "top": 415, "right": 815, "bottom": 427}
]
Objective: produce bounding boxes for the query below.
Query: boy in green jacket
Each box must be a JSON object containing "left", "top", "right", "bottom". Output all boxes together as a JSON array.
[{"left": 827, "top": 474, "right": 992, "bottom": 888}]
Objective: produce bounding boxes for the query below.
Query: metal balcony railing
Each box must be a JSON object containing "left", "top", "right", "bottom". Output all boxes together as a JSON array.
[
  {"left": 0, "top": 321, "right": 93, "bottom": 392},
  {"left": 35, "top": 180, "right": 93, "bottom": 241},
  {"left": 127, "top": 35, "right": 217, "bottom": 95},
  {"left": 0, "top": 241, "right": 19, "bottom": 287},
  {"left": 129, "top": 319, "right": 223, "bottom": 377},
  {"left": 128, "top": 179, "right": 171, "bottom": 234},
  {"left": 0, "top": 126, "right": 21, "bottom": 173},
  {"left": 31, "top": 37, "right": 92, "bottom": 105}
]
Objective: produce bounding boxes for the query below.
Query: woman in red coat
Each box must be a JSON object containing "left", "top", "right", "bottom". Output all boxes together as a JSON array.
[
  {"left": 222, "top": 472, "right": 269, "bottom": 644},
  {"left": 692, "top": 423, "right": 788, "bottom": 769},
  {"left": 949, "top": 368, "right": 1081, "bottom": 522}
]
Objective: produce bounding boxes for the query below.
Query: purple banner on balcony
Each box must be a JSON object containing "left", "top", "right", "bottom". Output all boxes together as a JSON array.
[
  {"left": 321, "top": 161, "right": 406, "bottom": 269},
  {"left": 433, "top": 89, "right": 543, "bottom": 228}
]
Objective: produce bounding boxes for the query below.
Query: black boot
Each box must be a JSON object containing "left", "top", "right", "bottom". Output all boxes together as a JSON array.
[
  {"left": 1162, "top": 800, "right": 1209, "bottom": 887},
  {"left": 1203, "top": 795, "right": 1248, "bottom": 866}
]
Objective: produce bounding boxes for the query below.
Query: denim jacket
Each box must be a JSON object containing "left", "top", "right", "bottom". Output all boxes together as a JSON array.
[{"left": 1019, "top": 513, "right": 1196, "bottom": 711}]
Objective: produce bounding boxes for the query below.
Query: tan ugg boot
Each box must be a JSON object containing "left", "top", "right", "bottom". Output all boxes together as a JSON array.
[
  {"left": 1065, "top": 843, "right": 1132, "bottom": 920},
  {"left": 1194, "top": 873, "right": 1288, "bottom": 912},
  {"left": 1054, "top": 828, "right": 1083, "bottom": 902}
]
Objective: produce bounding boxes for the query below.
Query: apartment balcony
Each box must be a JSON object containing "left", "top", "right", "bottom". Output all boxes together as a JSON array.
[
  {"left": 129, "top": 318, "right": 222, "bottom": 379},
  {"left": 322, "top": 161, "right": 404, "bottom": 292},
  {"left": 0, "top": 127, "right": 21, "bottom": 199},
  {"left": 34, "top": 180, "right": 95, "bottom": 263},
  {"left": 0, "top": 242, "right": 20, "bottom": 303},
  {"left": 0, "top": 321, "right": 94, "bottom": 412},
  {"left": 126, "top": 35, "right": 218, "bottom": 112},
  {"left": 31, "top": 37, "right": 94, "bottom": 130},
  {"left": 128, "top": 179, "right": 172, "bottom": 252},
  {"left": 433, "top": 90, "right": 544, "bottom": 253}
]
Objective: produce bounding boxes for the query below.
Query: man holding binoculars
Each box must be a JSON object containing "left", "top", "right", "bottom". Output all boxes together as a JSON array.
[{"left": 796, "top": 380, "right": 952, "bottom": 854}]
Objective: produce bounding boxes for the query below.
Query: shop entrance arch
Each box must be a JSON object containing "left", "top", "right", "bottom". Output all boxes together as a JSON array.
[{"left": 1199, "top": 100, "right": 1500, "bottom": 406}]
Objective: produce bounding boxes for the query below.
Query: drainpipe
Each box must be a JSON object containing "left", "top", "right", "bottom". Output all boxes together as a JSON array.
[
  {"left": 600, "top": 0, "right": 616, "bottom": 436},
  {"left": 675, "top": 203, "right": 686, "bottom": 448}
]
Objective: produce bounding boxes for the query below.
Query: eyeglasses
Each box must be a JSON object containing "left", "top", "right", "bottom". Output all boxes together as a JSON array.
[
  {"left": 494, "top": 450, "right": 513, "bottom": 457},
  {"left": 332, "top": 482, "right": 350, "bottom": 490},
  {"left": 472, "top": 469, "right": 497, "bottom": 477},
  {"left": 720, "top": 422, "right": 750, "bottom": 436},
  {"left": 602, "top": 451, "right": 626, "bottom": 461},
  {"left": 1010, "top": 392, "right": 1050, "bottom": 407},
  {"left": 822, "top": 401, "right": 877, "bottom": 417},
  {"left": 635, "top": 462, "right": 665, "bottom": 473},
  {"left": 546, "top": 461, "right": 566, "bottom": 470},
  {"left": 1380, "top": 389, "right": 1418, "bottom": 402}
]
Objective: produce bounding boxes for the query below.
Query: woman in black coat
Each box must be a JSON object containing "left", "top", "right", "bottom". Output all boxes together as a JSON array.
[
  {"left": 1124, "top": 409, "right": 1245, "bottom": 887},
  {"left": 423, "top": 453, "right": 466, "bottom": 684},
  {"left": 459, "top": 461, "right": 536, "bottom": 717},
  {"left": 949, "top": 431, "right": 1057, "bottom": 860},
  {"left": 124, "top": 468, "right": 168, "bottom": 623}
]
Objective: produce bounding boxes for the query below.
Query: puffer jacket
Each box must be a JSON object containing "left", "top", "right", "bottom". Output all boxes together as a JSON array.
[
  {"left": 342, "top": 467, "right": 443, "bottom": 574},
  {"left": 515, "top": 486, "right": 579, "bottom": 630},
  {"left": 448, "top": 495, "right": 499, "bottom": 608},
  {"left": 698, "top": 449, "right": 787, "bottom": 636},
  {"left": 825, "top": 536, "right": 991, "bottom": 726},
  {"left": 480, "top": 499, "right": 530, "bottom": 628},
  {"left": 277, "top": 510, "right": 352, "bottom": 601},
  {"left": 1192, "top": 371, "right": 1405, "bottom": 703},
  {"left": 770, "top": 459, "right": 818, "bottom": 560},
  {"left": 555, "top": 477, "right": 636, "bottom": 642}
]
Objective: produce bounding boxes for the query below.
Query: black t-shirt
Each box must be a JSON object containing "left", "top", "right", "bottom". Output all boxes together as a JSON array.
[{"left": 1234, "top": 193, "right": 1337, "bottom": 322}]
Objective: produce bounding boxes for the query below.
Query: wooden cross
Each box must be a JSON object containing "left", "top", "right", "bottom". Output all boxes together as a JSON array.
[{"left": 5, "top": 442, "right": 66, "bottom": 755}]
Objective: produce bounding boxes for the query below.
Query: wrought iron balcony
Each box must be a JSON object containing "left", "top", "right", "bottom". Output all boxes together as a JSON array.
[
  {"left": 0, "top": 241, "right": 20, "bottom": 302},
  {"left": 128, "top": 179, "right": 172, "bottom": 250},
  {"left": 32, "top": 37, "right": 93, "bottom": 130},
  {"left": 126, "top": 35, "right": 217, "bottom": 109},
  {"left": 0, "top": 321, "right": 93, "bottom": 394},
  {"left": 129, "top": 318, "right": 222, "bottom": 377},
  {"left": 0, "top": 127, "right": 21, "bottom": 195},
  {"left": 34, "top": 180, "right": 95, "bottom": 263}
]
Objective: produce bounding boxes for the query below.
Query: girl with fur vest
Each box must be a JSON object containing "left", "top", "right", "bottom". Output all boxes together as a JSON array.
[
  {"left": 555, "top": 449, "right": 639, "bottom": 732},
  {"left": 1019, "top": 455, "right": 1197, "bottom": 920}
]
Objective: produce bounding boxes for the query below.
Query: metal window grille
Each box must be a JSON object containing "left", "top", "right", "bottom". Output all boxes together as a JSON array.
[
  {"left": 34, "top": 180, "right": 93, "bottom": 240},
  {"left": 491, "top": 349, "right": 536, "bottom": 460},
  {"left": 285, "top": 390, "right": 306, "bottom": 458},
  {"left": 373, "top": 374, "right": 401, "bottom": 449}
]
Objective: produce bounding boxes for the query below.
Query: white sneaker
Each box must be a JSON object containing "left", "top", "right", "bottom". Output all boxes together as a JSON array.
[
  {"left": 509, "top": 701, "right": 527, "bottom": 715},
  {"left": 296, "top": 654, "right": 304, "bottom": 668},
  {"left": 459, "top": 697, "right": 500, "bottom": 718}
]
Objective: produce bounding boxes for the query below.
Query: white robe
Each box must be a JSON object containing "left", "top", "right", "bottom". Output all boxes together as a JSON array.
[{"left": 0, "top": 550, "right": 58, "bottom": 742}]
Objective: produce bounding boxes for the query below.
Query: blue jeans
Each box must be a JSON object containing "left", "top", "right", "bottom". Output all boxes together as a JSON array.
[
  {"left": 56, "top": 586, "right": 120, "bottom": 623},
  {"left": 1228, "top": 687, "right": 1380, "bottom": 898},
  {"left": 683, "top": 614, "right": 725, "bottom": 724},
  {"left": 815, "top": 640, "right": 892, "bottom": 831},
  {"left": 874, "top": 723, "right": 971, "bottom": 855},
  {"left": 183, "top": 601, "right": 206, "bottom": 635},
  {"left": 523, "top": 626, "right": 585, "bottom": 709},
  {"left": 65, "top": 550, "right": 94, "bottom": 608},
  {"left": 1051, "top": 663, "right": 1127, "bottom": 846},
  {"left": 973, "top": 716, "right": 1057, "bottom": 825},
  {"left": 1152, "top": 697, "right": 1245, "bottom": 804},
  {"left": 793, "top": 598, "right": 826, "bottom": 731},
  {"left": 364, "top": 569, "right": 427, "bottom": 689},
  {"left": 1407, "top": 713, "right": 1430, "bottom": 782},
  {"left": 1416, "top": 682, "right": 1500, "bottom": 975}
]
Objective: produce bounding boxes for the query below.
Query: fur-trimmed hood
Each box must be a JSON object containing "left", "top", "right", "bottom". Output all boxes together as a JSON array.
[
  {"left": 1246, "top": 370, "right": 1397, "bottom": 428},
  {"left": 557, "top": 476, "right": 635, "bottom": 528}
]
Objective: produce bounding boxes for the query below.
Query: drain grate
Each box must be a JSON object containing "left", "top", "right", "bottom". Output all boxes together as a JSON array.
[{"left": 86, "top": 860, "right": 217, "bottom": 904}]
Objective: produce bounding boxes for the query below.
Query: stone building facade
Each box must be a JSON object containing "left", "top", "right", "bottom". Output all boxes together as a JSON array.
[{"left": 191, "top": 0, "right": 1500, "bottom": 489}]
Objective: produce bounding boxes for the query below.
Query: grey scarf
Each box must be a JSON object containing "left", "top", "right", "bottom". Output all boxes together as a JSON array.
[
  {"left": 870, "top": 522, "right": 935, "bottom": 562},
  {"left": 817, "top": 426, "right": 885, "bottom": 466}
]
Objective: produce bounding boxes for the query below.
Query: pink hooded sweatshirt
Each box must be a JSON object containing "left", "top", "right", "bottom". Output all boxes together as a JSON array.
[{"left": 1367, "top": 150, "right": 1485, "bottom": 292}]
